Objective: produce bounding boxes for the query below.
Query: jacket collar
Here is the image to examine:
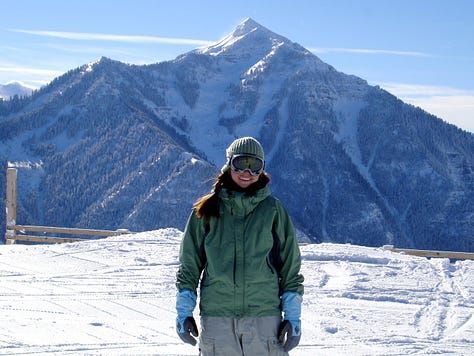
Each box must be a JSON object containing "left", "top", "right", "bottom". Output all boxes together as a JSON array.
[{"left": 218, "top": 186, "right": 271, "bottom": 216}]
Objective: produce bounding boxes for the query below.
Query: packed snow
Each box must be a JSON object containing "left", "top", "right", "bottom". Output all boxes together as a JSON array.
[{"left": 0, "top": 229, "right": 473, "bottom": 355}]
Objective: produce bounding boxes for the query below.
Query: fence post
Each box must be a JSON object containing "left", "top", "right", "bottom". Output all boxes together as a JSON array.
[{"left": 5, "top": 168, "right": 17, "bottom": 245}]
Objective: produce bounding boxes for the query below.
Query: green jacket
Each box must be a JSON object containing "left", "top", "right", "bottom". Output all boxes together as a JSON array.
[{"left": 176, "top": 185, "right": 304, "bottom": 318}]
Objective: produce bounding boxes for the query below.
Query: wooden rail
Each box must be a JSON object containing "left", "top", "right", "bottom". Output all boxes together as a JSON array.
[
  {"left": 6, "top": 224, "right": 131, "bottom": 244},
  {"left": 9, "top": 224, "right": 131, "bottom": 237},
  {"left": 7, "top": 234, "right": 86, "bottom": 244},
  {"left": 383, "top": 245, "right": 474, "bottom": 260}
]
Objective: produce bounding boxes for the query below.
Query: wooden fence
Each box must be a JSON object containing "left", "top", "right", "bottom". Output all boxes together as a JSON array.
[
  {"left": 383, "top": 245, "right": 474, "bottom": 260},
  {"left": 3, "top": 168, "right": 473, "bottom": 259},
  {"left": 4, "top": 168, "right": 131, "bottom": 244}
]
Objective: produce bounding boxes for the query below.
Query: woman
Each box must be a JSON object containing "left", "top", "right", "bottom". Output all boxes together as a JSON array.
[{"left": 176, "top": 137, "right": 304, "bottom": 355}]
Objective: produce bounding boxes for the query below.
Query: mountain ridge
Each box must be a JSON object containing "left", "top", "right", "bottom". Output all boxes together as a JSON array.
[
  {"left": 1, "top": 18, "right": 473, "bottom": 251},
  {"left": 0, "top": 81, "right": 34, "bottom": 100}
]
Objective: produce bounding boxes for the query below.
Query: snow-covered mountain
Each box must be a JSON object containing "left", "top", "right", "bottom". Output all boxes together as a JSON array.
[
  {"left": 0, "top": 81, "right": 33, "bottom": 100},
  {"left": 0, "top": 18, "right": 473, "bottom": 251},
  {"left": 1, "top": 229, "right": 473, "bottom": 354}
]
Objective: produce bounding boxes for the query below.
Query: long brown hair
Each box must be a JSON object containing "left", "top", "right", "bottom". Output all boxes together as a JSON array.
[{"left": 193, "top": 170, "right": 271, "bottom": 221}]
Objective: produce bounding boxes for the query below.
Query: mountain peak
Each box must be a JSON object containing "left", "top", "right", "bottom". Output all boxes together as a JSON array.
[
  {"left": 2, "top": 19, "right": 472, "bottom": 253},
  {"left": 230, "top": 17, "right": 282, "bottom": 41},
  {"left": 232, "top": 17, "right": 265, "bottom": 36},
  {"left": 198, "top": 18, "right": 285, "bottom": 57}
]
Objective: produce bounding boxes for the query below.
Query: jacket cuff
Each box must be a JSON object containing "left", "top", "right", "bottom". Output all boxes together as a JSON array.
[
  {"left": 176, "top": 289, "right": 197, "bottom": 319},
  {"left": 281, "top": 291, "right": 302, "bottom": 321}
]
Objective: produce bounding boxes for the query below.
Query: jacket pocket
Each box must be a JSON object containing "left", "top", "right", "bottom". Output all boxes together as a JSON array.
[
  {"left": 267, "top": 337, "right": 287, "bottom": 355},
  {"left": 199, "top": 336, "right": 215, "bottom": 356},
  {"left": 266, "top": 256, "right": 277, "bottom": 275}
]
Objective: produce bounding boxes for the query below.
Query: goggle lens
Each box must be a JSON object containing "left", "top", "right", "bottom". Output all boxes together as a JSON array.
[{"left": 230, "top": 155, "right": 264, "bottom": 176}]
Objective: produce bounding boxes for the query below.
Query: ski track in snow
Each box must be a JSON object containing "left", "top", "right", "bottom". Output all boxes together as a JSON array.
[{"left": 0, "top": 229, "right": 473, "bottom": 355}]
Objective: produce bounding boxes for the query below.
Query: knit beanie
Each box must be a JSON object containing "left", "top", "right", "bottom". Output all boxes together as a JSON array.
[{"left": 221, "top": 137, "right": 265, "bottom": 173}]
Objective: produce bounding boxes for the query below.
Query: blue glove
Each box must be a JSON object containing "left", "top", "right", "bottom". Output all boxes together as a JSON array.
[
  {"left": 279, "top": 291, "right": 302, "bottom": 352},
  {"left": 176, "top": 289, "right": 198, "bottom": 346}
]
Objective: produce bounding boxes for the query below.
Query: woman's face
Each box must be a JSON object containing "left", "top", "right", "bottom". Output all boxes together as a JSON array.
[{"left": 230, "top": 169, "right": 260, "bottom": 189}]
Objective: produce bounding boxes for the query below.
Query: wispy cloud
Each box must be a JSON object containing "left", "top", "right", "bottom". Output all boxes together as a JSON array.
[
  {"left": 378, "top": 82, "right": 474, "bottom": 98},
  {"left": 10, "top": 29, "right": 212, "bottom": 46},
  {"left": 378, "top": 82, "right": 474, "bottom": 132},
  {"left": 309, "top": 47, "right": 433, "bottom": 58},
  {"left": 0, "top": 66, "right": 63, "bottom": 76},
  {"left": 0, "top": 65, "right": 65, "bottom": 88}
]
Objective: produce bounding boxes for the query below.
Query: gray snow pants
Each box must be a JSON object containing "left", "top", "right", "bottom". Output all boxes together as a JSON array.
[{"left": 199, "top": 316, "right": 288, "bottom": 356}]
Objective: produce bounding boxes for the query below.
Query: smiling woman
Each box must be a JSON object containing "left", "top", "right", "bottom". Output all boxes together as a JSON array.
[{"left": 176, "top": 136, "right": 305, "bottom": 355}]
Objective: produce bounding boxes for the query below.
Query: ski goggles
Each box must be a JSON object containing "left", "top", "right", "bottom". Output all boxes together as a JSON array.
[{"left": 229, "top": 154, "right": 265, "bottom": 176}]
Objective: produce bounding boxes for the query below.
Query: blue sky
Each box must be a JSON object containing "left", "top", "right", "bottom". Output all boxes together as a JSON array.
[{"left": 1, "top": 0, "right": 473, "bottom": 132}]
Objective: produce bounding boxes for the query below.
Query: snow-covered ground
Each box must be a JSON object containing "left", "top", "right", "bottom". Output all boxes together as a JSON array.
[{"left": 0, "top": 229, "right": 473, "bottom": 355}]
